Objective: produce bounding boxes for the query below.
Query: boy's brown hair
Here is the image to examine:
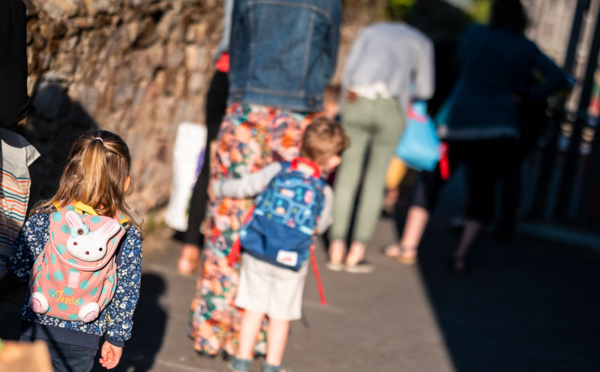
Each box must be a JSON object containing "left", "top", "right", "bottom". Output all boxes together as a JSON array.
[{"left": 301, "top": 117, "right": 349, "bottom": 166}]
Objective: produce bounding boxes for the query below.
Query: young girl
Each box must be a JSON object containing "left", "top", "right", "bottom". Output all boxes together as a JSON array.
[{"left": 8, "top": 130, "right": 143, "bottom": 372}]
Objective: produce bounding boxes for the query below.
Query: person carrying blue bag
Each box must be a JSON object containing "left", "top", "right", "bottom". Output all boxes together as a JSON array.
[
  {"left": 384, "top": 0, "right": 569, "bottom": 273},
  {"left": 210, "top": 118, "right": 349, "bottom": 372}
]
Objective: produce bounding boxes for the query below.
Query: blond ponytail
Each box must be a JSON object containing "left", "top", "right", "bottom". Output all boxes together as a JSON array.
[
  {"left": 79, "top": 139, "right": 108, "bottom": 207},
  {"left": 32, "top": 130, "right": 140, "bottom": 229}
]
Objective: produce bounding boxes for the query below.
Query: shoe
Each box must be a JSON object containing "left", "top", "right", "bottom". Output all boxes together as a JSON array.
[
  {"left": 326, "top": 261, "right": 345, "bottom": 271},
  {"left": 262, "top": 362, "right": 292, "bottom": 372},
  {"left": 227, "top": 357, "right": 252, "bottom": 372},
  {"left": 344, "top": 260, "right": 375, "bottom": 274},
  {"left": 396, "top": 249, "right": 418, "bottom": 266}
]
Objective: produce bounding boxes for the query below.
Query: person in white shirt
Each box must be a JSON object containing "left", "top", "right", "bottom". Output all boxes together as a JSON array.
[{"left": 328, "top": 21, "right": 435, "bottom": 273}]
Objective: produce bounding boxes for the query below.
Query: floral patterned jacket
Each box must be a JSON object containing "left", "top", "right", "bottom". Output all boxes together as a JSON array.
[{"left": 8, "top": 212, "right": 143, "bottom": 348}]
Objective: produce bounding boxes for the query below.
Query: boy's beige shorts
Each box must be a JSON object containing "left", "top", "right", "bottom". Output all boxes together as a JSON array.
[{"left": 235, "top": 253, "right": 309, "bottom": 320}]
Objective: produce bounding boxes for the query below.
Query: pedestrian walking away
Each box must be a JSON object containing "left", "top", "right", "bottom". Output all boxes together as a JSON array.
[
  {"left": 177, "top": 0, "right": 234, "bottom": 276},
  {"left": 387, "top": 0, "right": 568, "bottom": 273},
  {"left": 329, "top": 18, "right": 435, "bottom": 273},
  {"left": 187, "top": 0, "right": 342, "bottom": 358}
]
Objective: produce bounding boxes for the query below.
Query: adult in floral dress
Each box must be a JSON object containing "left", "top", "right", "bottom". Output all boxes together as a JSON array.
[{"left": 189, "top": 0, "right": 342, "bottom": 356}]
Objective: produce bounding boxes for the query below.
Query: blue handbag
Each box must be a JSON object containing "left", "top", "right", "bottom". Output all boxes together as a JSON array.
[{"left": 395, "top": 101, "right": 441, "bottom": 172}]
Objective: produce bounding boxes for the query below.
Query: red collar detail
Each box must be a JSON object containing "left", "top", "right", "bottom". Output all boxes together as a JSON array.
[{"left": 291, "top": 157, "right": 322, "bottom": 178}]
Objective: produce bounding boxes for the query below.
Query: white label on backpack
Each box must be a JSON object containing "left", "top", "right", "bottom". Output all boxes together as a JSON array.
[{"left": 276, "top": 250, "right": 298, "bottom": 267}]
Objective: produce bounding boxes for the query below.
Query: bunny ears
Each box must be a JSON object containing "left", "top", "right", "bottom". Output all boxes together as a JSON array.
[{"left": 65, "top": 210, "right": 121, "bottom": 239}]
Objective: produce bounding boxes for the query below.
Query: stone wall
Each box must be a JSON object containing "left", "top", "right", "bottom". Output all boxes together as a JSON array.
[
  {"left": 22, "top": 0, "right": 223, "bottom": 216},
  {"left": 21, "top": 0, "right": 389, "bottom": 220}
]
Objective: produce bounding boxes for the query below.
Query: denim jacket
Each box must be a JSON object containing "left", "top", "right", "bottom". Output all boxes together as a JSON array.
[{"left": 228, "top": 0, "right": 342, "bottom": 112}]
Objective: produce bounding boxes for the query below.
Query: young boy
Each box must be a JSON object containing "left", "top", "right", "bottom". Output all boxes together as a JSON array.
[{"left": 211, "top": 117, "right": 349, "bottom": 372}]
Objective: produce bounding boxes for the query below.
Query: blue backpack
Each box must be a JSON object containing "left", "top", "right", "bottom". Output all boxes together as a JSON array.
[{"left": 236, "top": 158, "right": 326, "bottom": 271}]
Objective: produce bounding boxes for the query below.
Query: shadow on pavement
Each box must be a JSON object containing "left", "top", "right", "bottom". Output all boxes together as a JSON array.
[
  {"left": 92, "top": 273, "right": 167, "bottom": 372},
  {"left": 392, "top": 173, "right": 600, "bottom": 372}
]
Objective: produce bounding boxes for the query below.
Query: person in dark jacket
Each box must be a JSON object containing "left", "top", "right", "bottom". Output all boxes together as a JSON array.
[
  {"left": 384, "top": 0, "right": 568, "bottom": 272},
  {"left": 176, "top": 0, "right": 233, "bottom": 275}
]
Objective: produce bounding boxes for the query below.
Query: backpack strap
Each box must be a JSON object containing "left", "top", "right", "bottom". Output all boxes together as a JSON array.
[
  {"left": 227, "top": 205, "right": 256, "bottom": 267},
  {"left": 73, "top": 201, "right": 99, "bottom": 216},
  {"left": 291, "top": 157, "right": 322, "bottom": 179},
  {"left": 58, "top": 201, "right": 130, "bottom": 225},
  {"left": 310, "top": 244, "right": 327, "bottom": 306}
]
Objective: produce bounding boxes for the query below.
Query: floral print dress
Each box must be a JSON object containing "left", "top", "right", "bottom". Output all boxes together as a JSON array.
[{"left": 189, "top": 103, "right": 313, "bottom": 356}]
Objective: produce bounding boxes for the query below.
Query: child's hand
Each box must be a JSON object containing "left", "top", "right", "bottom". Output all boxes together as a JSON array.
[{"left": 99, "top": 341, "right": 122, "bottom": 370}]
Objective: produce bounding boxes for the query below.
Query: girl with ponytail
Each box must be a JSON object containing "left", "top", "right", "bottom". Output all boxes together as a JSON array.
[{"left": 8, "top": 130, "right": 143, "bottom": 372}]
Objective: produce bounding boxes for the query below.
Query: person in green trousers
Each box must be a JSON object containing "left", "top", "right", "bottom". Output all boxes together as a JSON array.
[{"left": 328, "top": 21, "right": 434, "bottom": 273}]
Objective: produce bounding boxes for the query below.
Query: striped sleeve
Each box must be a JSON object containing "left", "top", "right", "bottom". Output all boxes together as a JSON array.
[{"left": 0, "top": 169, "right": 34, "bottom": 271}]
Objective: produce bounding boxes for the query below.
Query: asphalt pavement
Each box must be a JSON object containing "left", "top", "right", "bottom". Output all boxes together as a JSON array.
[{"left": 2, "top": 206, "right": 600, "bottom": 371}]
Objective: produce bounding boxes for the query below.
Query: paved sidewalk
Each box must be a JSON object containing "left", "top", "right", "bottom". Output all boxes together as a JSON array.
[
  {"left": 92, "top": 219, "right": 454, "bottom": 372},
  {"left": 2, "top": 214, "right": 600, "bottom": 371},
  {"left": 104, "top": 210, "right": 600, "bottom": 372}
]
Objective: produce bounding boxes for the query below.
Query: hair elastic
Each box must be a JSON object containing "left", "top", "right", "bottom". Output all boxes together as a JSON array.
[{"left": 94, "top": 137, "right": 104, "bottom": 143}]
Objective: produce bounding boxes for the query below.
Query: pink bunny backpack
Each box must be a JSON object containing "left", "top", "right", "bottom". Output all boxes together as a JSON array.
[{"left": 28, "top": 201, "right": 128, "bottom": 323}]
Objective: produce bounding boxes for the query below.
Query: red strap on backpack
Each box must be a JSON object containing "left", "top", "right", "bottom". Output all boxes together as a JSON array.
[
  {"left": 291, "top": 157, "right": 322, "bottom": 178},
  {"left": 227, "top": 206, "right": 255, "bottom": 267},
  {"left": 310, "top": 245, "right": 327, "bottom": 306}
]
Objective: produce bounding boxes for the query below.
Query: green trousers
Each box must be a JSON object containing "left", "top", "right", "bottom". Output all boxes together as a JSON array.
[{"left": 330, "top": 97, "right": 405, "bottom": 244}]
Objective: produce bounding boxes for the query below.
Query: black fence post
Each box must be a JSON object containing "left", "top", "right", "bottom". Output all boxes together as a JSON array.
[
  {"left": 555, "top": 1, "right": 600, "bottom": 224},
  {"left": 528, "top": 0, "right": 591, "bottom": 221},
  {"left": 564, "top": 0, "right": 591, "bottom": 74}
]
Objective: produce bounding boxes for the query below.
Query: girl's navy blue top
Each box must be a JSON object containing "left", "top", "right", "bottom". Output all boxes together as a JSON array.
[{"left": 8, "top": 213, "right": 143, "bottom": 350}]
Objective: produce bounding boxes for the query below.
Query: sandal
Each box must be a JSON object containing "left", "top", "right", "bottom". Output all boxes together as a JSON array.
[
  {"left": 177, "top": 244, "right": 200, "bottom": 275},
  {"left": 396, "top": 247, "right": 418, "bottom": 266},
  {"left": 262, "top": 362, "right": 292, "bottom": 372},
  {"left": 396, "top": 251, "right": 419, "bottom": 266},
  {"left": 344, "top": 260, "right": 375, "bottom": 274},
  {"left": 326, "top": 261, "right": 345, "bottom": 271},
  {"left": 227, "top": 357, "right": 252, "bottom": 372}
]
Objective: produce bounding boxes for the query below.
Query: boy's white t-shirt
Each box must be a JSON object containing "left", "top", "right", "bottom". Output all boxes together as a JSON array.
[{"left": 0, "top": 128, "right": 40, "bottom": 274}]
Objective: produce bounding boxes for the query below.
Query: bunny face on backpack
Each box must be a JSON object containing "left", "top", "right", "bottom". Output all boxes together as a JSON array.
[
  {"left": 65, "top": 211, "right": 120, "bottom": 262},
  {"left": 28, "top": 204, "right": 126, "bottom": 323}
]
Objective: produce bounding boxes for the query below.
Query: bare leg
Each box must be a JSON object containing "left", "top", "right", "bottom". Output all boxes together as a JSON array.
[
  {"left": 177, "top": 244, "right": 200, "bottom": 275},
  {"left": 345, "top": 241, "right": 366, "bottom": 266},
  {"left": 328, "top": 239, "right": 346, "bottom": 264},
  {"left": 265, "top": 318, "right": 290, "bottom": 367},
  {"left": 398, "top": 206, "right": 430, "bottom": 261},
  {"left": 454, "top": 219, "right": 482, "bottom": 259},
  {"left": 236, "top": 310, "right": 265, "bottom": 360}
]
